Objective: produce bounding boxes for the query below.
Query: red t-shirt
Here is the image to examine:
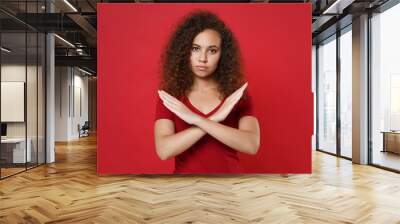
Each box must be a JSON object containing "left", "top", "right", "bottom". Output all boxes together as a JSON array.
[{"left": 154, "top": 94, "right": 254, "bottom": 174}]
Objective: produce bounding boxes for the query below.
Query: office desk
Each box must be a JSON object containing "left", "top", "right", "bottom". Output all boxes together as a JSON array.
[
  {"left": 1, "top": 138, "right": 32, "bottom": 163},
  {"left": 382, "top": 131, "right": 400, "bottom": 154}
]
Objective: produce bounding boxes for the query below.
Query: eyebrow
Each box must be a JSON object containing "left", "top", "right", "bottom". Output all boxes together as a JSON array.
[{"left": 192, "top": 43, "right": 220, "bottom": 49}]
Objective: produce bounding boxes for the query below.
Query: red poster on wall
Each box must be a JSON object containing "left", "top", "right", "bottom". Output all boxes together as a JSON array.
[{"left": 98, "top": 3, "right": 313, "bottom": 174}]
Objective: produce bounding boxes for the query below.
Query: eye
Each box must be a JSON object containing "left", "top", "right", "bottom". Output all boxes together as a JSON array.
[
  {"left": 192, "top": 46, "right": 200, "bottom": 52},
  {"left": 209, "top": 48, "right": 218, "bottom": 54}
]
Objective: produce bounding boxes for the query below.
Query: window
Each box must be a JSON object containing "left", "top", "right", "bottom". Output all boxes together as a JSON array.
[
  {"left": 339, "top": 27, "right": 352, "bottom": 158},
  {"left": 317, "top": 35, "right": 337, "bottom": 154},
  {"left": 371, "top": 2, "right": 400, "bottom": 171}
]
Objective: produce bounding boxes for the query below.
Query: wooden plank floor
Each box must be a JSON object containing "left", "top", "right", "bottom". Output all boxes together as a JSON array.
[{"left": 1, "top": 134, "right": 400, "bottom": 224}]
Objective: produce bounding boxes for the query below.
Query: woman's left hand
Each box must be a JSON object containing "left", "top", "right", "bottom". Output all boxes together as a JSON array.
[
  {"left": 158, "top": 90, "right": 202, "bottom": 125},
  {"left": 209, "top": 82, "right": 247, "bottom": 123}
]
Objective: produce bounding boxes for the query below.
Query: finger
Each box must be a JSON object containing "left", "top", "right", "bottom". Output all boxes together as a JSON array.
[
  {"left": 160, "top": 92, "right": 196, "bottom": 115},
  {"left": 234, "top": 82, "right": 248, "bottom": 94},
  {"left": 226, "top": 90, "right": 244, "bottom": 106},
  {"left": 158, "top": 91, "right": 183, "bottom": 108},
  {"left": 232, "top": 83, "right": 247, "bottom": 101},
  {"left": 231, "top": 91, "right": 243, "bottom": 105},
  {"left": 159, "top": 91, "right": 185, "bottom": 108},
  {"left": 163, "top": 101, "right": 189, "bottom": 123},
  {"left": 159, "top": 90, "right": 182, "bottom": 104},
  {"left": 238, "top": 82, "right": 248, "bottom": 93},
  {"left": 163, "top": 100, "right": 179, "bottom": 115},
  {"left": 226, "top": 82, "right": 248, "bottom": 101},
  {"left": 159, "top": 92, "right": 180, "bottom": 107},
  {"left": 162, "top": 98, "right": 180, "bottom": 112},
  {"left": 159, "top": 95, "right": 179, "bottom": 110},
  {"left": 163, "top": 98, "right": 189, "bottom": 116},
  {"left": 226, "top": 85, "right": 245, "bottom": 103},
  {"left": 226, "top": 89, "right": 241, "bottom": 102},
  {"left": 158, "top": 90, "right": 178, "bottom": 103}
]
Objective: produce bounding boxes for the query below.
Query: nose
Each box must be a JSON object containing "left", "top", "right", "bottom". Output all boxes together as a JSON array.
[{"left": 198, "top": 50, "right": 207, "bottom": 63}]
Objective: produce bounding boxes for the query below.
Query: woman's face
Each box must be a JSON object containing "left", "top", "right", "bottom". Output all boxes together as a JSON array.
[{"left": 190, "top": 29, "right": 222, "bottom": 78}]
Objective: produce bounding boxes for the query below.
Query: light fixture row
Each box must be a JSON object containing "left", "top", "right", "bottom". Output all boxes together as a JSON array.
[{"left": 1, "top": 47, "right": 11, "bottom": 53}]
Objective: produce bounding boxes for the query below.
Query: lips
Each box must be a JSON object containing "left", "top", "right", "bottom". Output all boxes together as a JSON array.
[{"left": 195, "top": 66, "right": 208, "bottom": 71}]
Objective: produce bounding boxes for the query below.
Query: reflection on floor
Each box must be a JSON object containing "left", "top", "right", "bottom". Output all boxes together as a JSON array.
[
  {"left": 373, "top": 150, "right": 400, "bottom": 171},
  {"left": 0, "top": 167, "right": 25, "bottom": 178},
  {"left": 341, "top": 147, "right": 352, "bottom": 158},
  {"left": 0, "top": 163, "right": 40, "bottom": 178}
]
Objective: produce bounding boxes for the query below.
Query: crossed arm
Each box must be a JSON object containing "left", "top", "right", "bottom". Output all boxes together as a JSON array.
[{"left": 154, "top": 83, "right": 260, "bottom": 161}]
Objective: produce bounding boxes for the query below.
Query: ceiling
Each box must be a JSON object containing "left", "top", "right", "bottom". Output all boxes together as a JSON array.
[{"left": 0, "top": 0, "right": 393, "bottom": 75}]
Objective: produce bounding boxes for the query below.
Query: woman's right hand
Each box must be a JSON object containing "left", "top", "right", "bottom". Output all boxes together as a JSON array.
[
  {"left": 210, "top": 82, "right": 248, "bottom": 123},
  {"left": 158, "top": 90, "right": 202, "bottom": 125}
]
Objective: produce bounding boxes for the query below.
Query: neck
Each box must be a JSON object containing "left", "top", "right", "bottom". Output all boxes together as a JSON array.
[{"left": 191, "top": 76, "right": 219, "bottom": 92}]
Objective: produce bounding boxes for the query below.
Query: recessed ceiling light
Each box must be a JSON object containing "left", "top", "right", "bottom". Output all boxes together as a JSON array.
[
  {"left": 63, "top": 0, "right": 78, "bottom": 12},
  {"left": 1, "top": 47, "right": 11, "bottom": 53},
  {"left": 54, "top": 34, "right": 75, "bottom": 48},
  {"left": 78, "top": 67, "right": 93, "bottom": 76},
  {"left": 323, "top": 0, "right": 355, "bottom": 15}
]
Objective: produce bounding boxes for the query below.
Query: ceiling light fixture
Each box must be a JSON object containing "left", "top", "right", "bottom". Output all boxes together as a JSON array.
[
  {"left": 1, "top": 47, "right": 11, "bottom": 53},
  {"left": 63, "top": 0, "right": 78, "bottom": 12},
  {"left": 322, "top": 0, "right": 355, "bottom": 15},
  {"left": 54, "top": 34, "right": 75, "bottom": 48},
  {"left": 76, "top": 48, "right": 85, "bottom": 55},
  {"left": 78, "top": 67, "right": 93, "bottom": 76}
]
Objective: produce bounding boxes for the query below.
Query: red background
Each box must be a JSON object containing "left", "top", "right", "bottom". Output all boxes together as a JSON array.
[{"left": 97, "top": 3, "right": 313, "bottom": 174}]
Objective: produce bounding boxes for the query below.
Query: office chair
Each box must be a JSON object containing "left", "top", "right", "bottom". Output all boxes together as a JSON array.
[{"left": 79, "top": 121, "right": 90, "bottom": 138}]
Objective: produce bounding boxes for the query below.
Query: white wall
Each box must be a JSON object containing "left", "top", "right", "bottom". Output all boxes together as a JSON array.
[
  {"left": 55, "top": 67, "right": 89, "bottom": 141},
  {"left": 72, "top": 73, "right": 89, "bottom": 138},
  {"left": 55, "top": 66, "right": 69, "bottom": 141}
]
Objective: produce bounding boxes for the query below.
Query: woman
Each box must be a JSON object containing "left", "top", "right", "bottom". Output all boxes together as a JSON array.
[{"left": 154, "top": 10, "right": 260, "bottom": 173}]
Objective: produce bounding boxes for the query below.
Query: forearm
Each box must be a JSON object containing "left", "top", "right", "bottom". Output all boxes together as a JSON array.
[
  {"left": 156, "top": 126, "right": 206, "bottom": 160},
  {"left": 195, "top": 117, "right": 259, "bottom": 155}
]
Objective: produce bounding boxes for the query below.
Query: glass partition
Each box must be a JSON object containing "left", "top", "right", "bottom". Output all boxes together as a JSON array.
[
  {"left": 317, "top": 35, "right": 337, "bottom": 154},
  {"left": 0, "top": 1, "right": 46, "bottom": 179},
  {"left": 1, "top": 30, "right": 28, "bottom": 177}
]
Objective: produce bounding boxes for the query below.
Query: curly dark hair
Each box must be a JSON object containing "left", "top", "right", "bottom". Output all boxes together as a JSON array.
[{"left": 160, "top": 10, "right": 245, "bottom": 99}]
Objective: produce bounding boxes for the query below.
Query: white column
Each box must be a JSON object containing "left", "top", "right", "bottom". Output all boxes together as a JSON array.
[
  {"left": 46, "top": 33, "right": 55, "bottom": 163},
  {"left": 352, "top": 14, "right": 369, "bottom": 164},
  {"left": 46, "top": 1, "right": 55, "bottom": 163}
]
